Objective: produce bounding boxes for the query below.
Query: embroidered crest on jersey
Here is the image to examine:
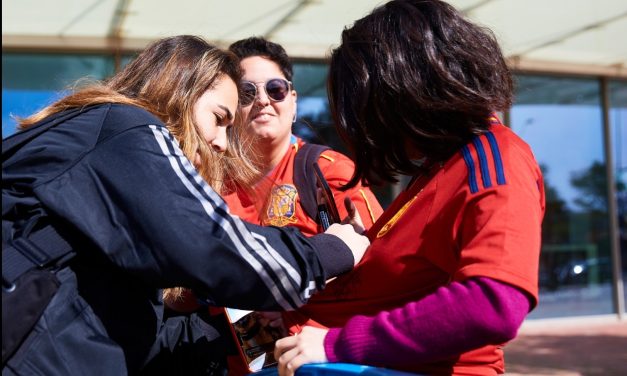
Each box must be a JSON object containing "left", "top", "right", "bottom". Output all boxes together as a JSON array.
[{"left": 265, "top": 184, "right": 299, "bottom": 226}]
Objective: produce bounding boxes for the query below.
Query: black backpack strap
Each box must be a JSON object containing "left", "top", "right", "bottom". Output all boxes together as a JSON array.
[
  {"left": 293, "top": 143, "right": 331, "bottom": 221},
  {"left": 1, "top": 224, "right": 72, "bottom": 364},
  {"left": 3, "top": 109, "right": 83, "bottom": 289},
  {"left": 2, "top": 226, "right": 74, "bottom": 289}
]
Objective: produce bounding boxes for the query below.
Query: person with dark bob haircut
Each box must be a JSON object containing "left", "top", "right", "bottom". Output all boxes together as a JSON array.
[{"left": 275, "top": 1, "right": 545, "bottom": 375}]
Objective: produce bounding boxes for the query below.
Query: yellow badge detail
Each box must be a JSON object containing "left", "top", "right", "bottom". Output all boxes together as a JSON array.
[
  {"left": 265, "top": 184, "right": 298, "bottom": 227},
  {"left": 376, "top": 194, "right": 418, "bottom": 238}
]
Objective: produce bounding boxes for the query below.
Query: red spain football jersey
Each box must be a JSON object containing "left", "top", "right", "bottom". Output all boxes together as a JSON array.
[
  {"left": 284, "top": 119, "right": 545, "bottom": 375},
  {"left": 221, "top": 137, "right": 383, "bottom": 376},
  {"left": 224, "top": 136, "right": 383, "bottom": 236}
]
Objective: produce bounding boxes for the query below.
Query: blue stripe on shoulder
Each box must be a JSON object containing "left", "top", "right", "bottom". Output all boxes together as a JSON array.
[
  {"left": 472, "top": 136, "right": 492, "bottom": 189},
  {"left": 461, "top": 145, "right": 479, "bottom": 194},
  {"left": 485, "top": 131, "right": 506, "bottom": 185}
]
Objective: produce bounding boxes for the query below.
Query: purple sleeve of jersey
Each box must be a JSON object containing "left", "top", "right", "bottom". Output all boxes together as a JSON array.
[{"left": 323, "top": 277, "right": 530, "bottom": 366}]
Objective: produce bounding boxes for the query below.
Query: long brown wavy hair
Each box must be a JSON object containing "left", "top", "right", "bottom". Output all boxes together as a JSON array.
[
  {"left": 18, "top": 35, "right": 259, "bottom": 193},
  {"left": 328, "top": 0, "right": 513, "bottom": 188}
]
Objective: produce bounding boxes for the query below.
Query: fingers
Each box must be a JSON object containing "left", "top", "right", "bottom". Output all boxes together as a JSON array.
[
  {"left": 343, "top": 196, "right": 357, "bottom": 219},
  {"left": 275, "top": 335, "right": 298, "bottom": 376},
  {"left": 277, "top": 347, "right": 300, "bottom": 376},
  {"left": 274, "top": 334, "right": 297, "bottom": 361},
  {"left": 275, "top": 327, "right": 330, "bottom": 376},
  {"left": 342, "top": 197, "right": 365, "bottom": 234},
  {"left": 281, "top": 353, "right": 311, "bottom": 376}
]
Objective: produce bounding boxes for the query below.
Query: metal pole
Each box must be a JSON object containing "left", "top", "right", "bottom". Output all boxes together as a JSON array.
[
  {"left": 109, "top": 0, "right": 132, "bottom": 73},
  {"left": 600, "top": 77, "right": 625, "bottom": 319}
]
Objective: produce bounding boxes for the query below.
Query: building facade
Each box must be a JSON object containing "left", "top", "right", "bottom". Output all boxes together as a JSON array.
[{"left": 2, "top": 49, "right": 626, "bottom": 320}]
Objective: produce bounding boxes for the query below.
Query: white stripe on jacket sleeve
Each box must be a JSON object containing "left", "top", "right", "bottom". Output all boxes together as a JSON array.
[{"left": 149, "top": 125, "right": 306, "bottom": 309}]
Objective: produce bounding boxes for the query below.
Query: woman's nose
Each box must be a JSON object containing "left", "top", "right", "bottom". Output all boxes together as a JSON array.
[
  {"left": 211, "top": 128, "right": 228, "bottom": 152},
  {"left": 254, "top": 85, "right": 270, "bottom": 106}
]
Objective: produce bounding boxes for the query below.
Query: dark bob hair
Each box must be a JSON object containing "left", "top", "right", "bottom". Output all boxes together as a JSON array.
[{"left": 328, "top": 0, "right": 513, "bottom": 188}]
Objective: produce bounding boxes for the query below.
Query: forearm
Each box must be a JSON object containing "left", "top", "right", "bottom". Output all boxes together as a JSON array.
[
  {"left": 307, "top": 233, "right": 354, "bottom": 278},
  {"left": 324, "top": 277, "right": 530, "bottom": 366},
  {"left": 191, "top": 224, "right": 354, "bottom": 311},
  {"left": 168, "top": 231, "right": 354, "bottom": 313},
  {"left": 79, "top": 126, "right": 353, "bottom": 312}
]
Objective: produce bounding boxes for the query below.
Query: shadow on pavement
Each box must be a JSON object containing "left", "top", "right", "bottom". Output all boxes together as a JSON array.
[{"left": 506, "top": 332, "right": 627, "bottom": 375}]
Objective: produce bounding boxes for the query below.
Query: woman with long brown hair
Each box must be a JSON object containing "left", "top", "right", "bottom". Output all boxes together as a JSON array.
[{"left": 2, "top": 35, "right": 368, "bottom": 375}]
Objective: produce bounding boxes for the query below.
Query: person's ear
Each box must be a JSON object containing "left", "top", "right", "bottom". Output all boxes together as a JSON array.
[{"left": 292, "top": 91, "right": 298, "bottom": 123}]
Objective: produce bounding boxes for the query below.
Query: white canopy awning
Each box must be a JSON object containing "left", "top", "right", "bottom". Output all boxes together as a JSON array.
[{"left": 3, "top": 0, "right": 626, "bottom": 77}]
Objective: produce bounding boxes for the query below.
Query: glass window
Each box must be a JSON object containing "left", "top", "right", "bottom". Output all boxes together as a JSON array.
[
  {"left": 292, "top": 62, "right": 397, "bottom": 208},
  {"left": 292, "top": 63, "right": 342, "bottom": 150},
  {"left": 2, "top": 53, "right": 115, "bottom": 137},
  {"left": 609, "top": 80, "right": 627, "bottom": 312},
  {"left": 511, "top": 75, "right": 613, "bottom": 318}
]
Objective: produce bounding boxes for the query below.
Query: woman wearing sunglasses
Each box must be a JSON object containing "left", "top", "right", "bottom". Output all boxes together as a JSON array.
[
  {"left": 209, "top": 37, "right": 383, "bottom": 375},
  {"left": 223, "top": 36, "right": 383, "bottom": 236}
]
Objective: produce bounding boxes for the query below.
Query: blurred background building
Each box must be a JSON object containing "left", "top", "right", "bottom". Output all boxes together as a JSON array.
[{"left": 3, "top": 0, "right": 626, "bottom": 321}]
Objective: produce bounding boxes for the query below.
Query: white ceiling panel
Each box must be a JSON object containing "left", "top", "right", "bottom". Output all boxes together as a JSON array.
[
  {"left": 525, "top": 15, "right": 627, "bottom": 66},
  {"left": 2, "top": 0, "right": 626, "bottom": 77},
  {"left": 2, "top": 0, "right": 119, "bottom": 36},
  {"left": 464, "top": 0, "right": 627, "bottom": 56}
]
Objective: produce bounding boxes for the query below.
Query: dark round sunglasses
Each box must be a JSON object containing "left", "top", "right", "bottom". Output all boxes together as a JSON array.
[{"left": 239, "top": 78, "right": 292, "bottom": 107}]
